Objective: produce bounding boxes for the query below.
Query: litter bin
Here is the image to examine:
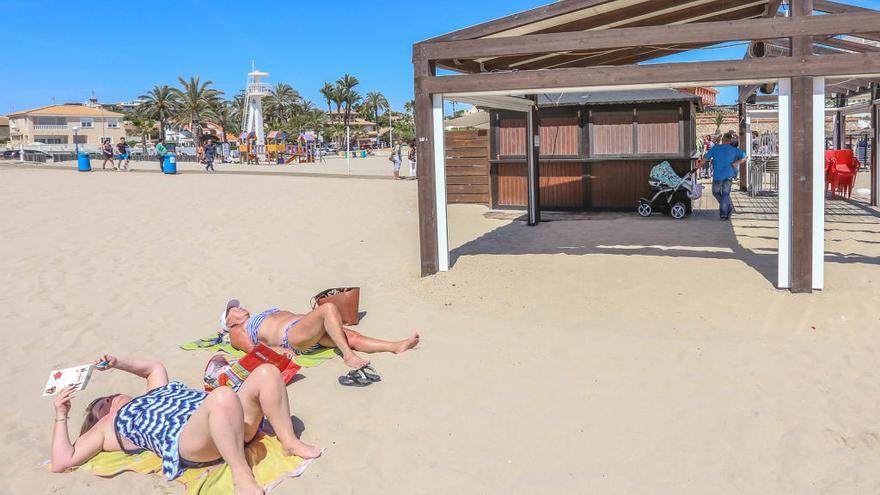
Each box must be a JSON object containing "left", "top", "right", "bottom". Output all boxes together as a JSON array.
[
  {"left": 360, "top": 150, "right": 367, "bottom": 158},
  {"left": 162, "top": 154, "right": 177, "bottom": 174},
  {"left": 77, "top": 152, "right": 92, "bottom": 172},
  {"left": 277, "top": 155, "right": 285, "bottom": 165}
]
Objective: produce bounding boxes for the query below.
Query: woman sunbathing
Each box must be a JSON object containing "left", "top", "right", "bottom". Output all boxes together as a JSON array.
[
  {"left": 50, "top": 355, "right": 320, "bottom": 495},
  {"left": 221, "top": 299, "right": 419, "bottom": 371}
]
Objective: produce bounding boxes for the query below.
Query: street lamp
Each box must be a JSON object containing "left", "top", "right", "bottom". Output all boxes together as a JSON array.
[{"left": 72, "top": 126, "right": 80, "bottom": 156}]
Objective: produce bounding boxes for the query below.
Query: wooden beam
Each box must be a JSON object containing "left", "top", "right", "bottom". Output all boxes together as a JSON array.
[
  {"left": 790, "top": 74, "right": 814, "bottom": 293},
  {"left": 477, "top": 0, "right": 763, "bottom": 70},
  {"left": 816, "top": 37, "right": 880, "bottom": 53},
  {"left": 790, "top": 0, "right": 814, "bottom": 294},
  {"left": 766, "top": 0, "right": 784, "bottom": 16},
  {"left": 416, "top": 12, "right": 880, "bottom": 62},
  {"left": 421, "top": 52, "right": 880, "bottom": 95},
  {"left": 414, "top": 59, "right": 439, "bottom": 276},
  {"left": 814, "top": 0, "right": 873, "bottom": 14},
  {"left": 421, "top": 0, "right": 612, "bottom": 43}
]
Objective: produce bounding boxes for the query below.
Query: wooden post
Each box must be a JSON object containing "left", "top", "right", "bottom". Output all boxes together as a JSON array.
[
  {"left": 789, "top": 0, "right": 814, "bottom": 293},
  {"left": 526, "top": 100, "right": 541, "bottom": 225},
  {"left": 832, "top": 94, "right": 845, "bottom": 149},
  {"left": 414, "top": 58, "right": 439, "bottom": 276},
  {"left": 872, "top": 83, "right": 879, "bottom": 207}
]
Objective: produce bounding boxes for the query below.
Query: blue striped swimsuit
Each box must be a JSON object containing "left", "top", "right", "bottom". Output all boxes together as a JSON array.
[
  {"left": 245, "top": 308, "right": 320, "bottom": 355},
  {"left": 114, "top": 382, "right": 211, "bottom": 480}
]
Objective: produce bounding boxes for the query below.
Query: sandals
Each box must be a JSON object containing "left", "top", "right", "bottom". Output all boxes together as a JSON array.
[
  {"left": 360, "top": 365, "right": 381, "bottom": 382},
  {"left": 338, "top": 365, "right": 382, "bottom": 387}
]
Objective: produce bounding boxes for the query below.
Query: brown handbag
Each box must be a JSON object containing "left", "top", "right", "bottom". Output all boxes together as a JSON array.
[{"left": 311, "top": 287, "right": 360, "bottom": 325}]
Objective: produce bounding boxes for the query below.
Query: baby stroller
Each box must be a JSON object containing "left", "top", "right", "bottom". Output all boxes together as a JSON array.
[{"left": 637, "top": 161, "right": 701, "bottom": 220}]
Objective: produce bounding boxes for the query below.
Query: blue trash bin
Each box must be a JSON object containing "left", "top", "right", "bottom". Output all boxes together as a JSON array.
[
  {"left": 162, "top": 154, "right": 177, "bottom": 174},
  {"left": 77, "top": 152, "right": 91, "bottom": 172}
]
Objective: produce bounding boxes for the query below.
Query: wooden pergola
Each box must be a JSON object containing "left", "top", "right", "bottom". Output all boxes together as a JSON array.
[{"left": 412, "top": 0, "right": 880, "bottom": 293}]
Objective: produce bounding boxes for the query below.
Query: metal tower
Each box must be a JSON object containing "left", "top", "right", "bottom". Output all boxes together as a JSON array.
[{"left": 243, "top": 64, "right": 270, "bottom": 148}]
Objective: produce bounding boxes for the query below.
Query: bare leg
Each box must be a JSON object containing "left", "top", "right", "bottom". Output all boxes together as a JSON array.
[
  {"left": 287, "top": 303, "right": 369, "bottom": 369},
  {"left": 235, "top": 364, "right": 321, "bottom": 459},
  {"left": 329, "top": 329, "right": 419, "bottom": 354},
  {"left": 178, "top": 387, "right": 263, "bottom": 495}
]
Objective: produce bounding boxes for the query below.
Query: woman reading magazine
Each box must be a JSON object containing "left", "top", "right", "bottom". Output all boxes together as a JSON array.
[{"left": 49, "top": 355, "right": 320, "bottom": 495}]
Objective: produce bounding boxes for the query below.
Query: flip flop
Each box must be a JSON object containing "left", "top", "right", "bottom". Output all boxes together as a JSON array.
[
  {"left": 360, "top": 365, "right": 381, "bottom": 382},
  {"left": 338, "top": 369, "right": 372, "bottom": 387}
]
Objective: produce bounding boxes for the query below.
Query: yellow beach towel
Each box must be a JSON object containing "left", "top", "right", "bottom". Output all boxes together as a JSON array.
[
  {"left": 181, "top": 333, "right": 339, "bottom": 368},
  {"left": 60, "top": 433, "right": 317, "bottom": 494}
]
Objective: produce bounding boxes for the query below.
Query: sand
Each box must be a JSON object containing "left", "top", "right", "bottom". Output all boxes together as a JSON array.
[{"left": 1, "top": 158, "right": 879, "bottom": 494}]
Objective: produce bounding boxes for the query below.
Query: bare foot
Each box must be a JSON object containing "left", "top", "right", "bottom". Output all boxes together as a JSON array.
[
  {"left": 233, "top": 476, "right": 264, "bottom": 495},
  {"left": 343, "top": 354, "right": 370, "bottom": 369},
  {"left": 393, "top": 333, "right": 420, "bottom": 354},
  {"left": 285, "top": 441, "right": 322, "bottom": 459}
]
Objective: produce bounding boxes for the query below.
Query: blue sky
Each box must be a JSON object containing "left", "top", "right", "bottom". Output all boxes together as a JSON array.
[{"left": 2, "top": 0, "right": 879, "bottom": 115}]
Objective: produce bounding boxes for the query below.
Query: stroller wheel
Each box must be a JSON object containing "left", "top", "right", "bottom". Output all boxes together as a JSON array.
[
  {"left": 637, "top": 202, "right": 653, "bottom": 217},
  {"left": 670, "top": 202, "right": 687, "bottom": 220}
]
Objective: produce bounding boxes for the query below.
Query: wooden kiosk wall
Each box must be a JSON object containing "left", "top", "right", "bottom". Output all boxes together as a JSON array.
[{"left": 488, "top": 101, "right": 695, "bottom": 210}]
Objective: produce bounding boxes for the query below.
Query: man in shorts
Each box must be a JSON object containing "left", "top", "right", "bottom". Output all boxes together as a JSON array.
[{"left": 115, "top": 138, "right": 130, "bottom": 171}]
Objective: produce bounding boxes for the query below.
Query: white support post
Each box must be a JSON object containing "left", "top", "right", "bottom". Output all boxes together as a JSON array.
[
  {"left": 432, "top": 94, "right": 450, "bottom": 272},
  {"left": 812, "top": 77, "right": 826, "bottom": 290},
  {"left": 778, "top": 78, "right": 792, "bottom": 289}
]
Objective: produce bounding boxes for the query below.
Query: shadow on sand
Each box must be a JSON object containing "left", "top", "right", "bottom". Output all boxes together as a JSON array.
[{"left": 451, "top": 204, "right": 880, "bottom": 287}]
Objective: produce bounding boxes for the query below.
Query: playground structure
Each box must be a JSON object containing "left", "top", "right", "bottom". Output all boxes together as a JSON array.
[{"left": 267, "top": 131, "right": 286, "bottom": 163}]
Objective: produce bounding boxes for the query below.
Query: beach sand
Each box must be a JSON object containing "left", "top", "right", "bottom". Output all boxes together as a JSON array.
[{"left": 1, "top": 159, "right": 879, "bottom": 494}]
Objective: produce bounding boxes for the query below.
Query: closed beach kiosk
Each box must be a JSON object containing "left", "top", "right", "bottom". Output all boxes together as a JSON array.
[{"left": 487, "top": 90, "right": 700, "bottom": 211}]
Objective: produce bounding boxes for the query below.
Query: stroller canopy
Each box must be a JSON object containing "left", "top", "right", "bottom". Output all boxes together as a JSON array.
[{"left": 649, "top": 161, "right": 687, "bottom": 189}]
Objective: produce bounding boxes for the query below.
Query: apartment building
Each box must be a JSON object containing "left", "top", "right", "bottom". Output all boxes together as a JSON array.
[{"left": 7, "top": 104, "right": 126, "bottom": 150}]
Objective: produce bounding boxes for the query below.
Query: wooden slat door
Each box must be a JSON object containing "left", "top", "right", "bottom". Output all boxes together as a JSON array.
[{"left": 444, "top": 130, "right": 490, "bottom": 205}]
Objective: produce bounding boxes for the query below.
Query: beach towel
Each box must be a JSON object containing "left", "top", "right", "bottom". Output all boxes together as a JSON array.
[
  {"left": 181, "top": 333, "right": 339, "bottom": 368},
  {"left": 46, "top": 432, "right": 317, "bottom": 495}
]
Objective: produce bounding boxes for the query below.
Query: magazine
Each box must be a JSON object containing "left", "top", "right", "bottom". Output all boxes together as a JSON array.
[{"left": 43, "top": 364, "right": 93, "bottom": 397}]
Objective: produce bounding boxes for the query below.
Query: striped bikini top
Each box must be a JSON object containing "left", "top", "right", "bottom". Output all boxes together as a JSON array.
[
  {"left": 245, "top": 308, "right": 280, "bottom": 345},
  {"left": 113, "top": 382, "right": 209, "bottom": 480}
]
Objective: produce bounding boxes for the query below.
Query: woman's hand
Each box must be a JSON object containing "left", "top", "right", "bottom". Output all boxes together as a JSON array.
[
  {"left": 93, "top": 355, "right": 118, "bottom": 371},
  {"left": 53, "top": 385, "right": 76, "bottom": 419}
]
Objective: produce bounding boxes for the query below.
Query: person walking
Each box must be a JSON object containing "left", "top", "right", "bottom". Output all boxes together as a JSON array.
[
  {"left": 203, "top": 139, "right": 216, "bottom": 172},
  {"left": 698, "top": 133, "right": 747, "bottom": 221},
  {"left": 115, "top": 138, "right": 131, "bottom": 171},
  {"left": 407, "top": 141, "right": 417, "bottom": 179},
  {"left": 101, "top": 139, "right": 116, "bottom": 170},
  {"left": 155, "top": 139, "right": 168, "bottom": 171},
  {"left": 390, "top": 140, "right": 402, "bottom": 180}
]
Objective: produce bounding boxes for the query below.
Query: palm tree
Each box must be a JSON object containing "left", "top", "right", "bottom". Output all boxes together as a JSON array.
[
  {"left": 129, "top": 117, "right": 157, "bottom": 158},
  {"left": 265, "top": 83, "right": 301, "bottom": 128},
  {"left": 404, "top": 99, "right": 415, "bottom": 115},
  {"left": 713, "top": 113, "right": 725, "bottom": 135},
  {"left": 320, "top": 83, "right": 335, "bottom": 115},
  {"left": 137, "top": 85, "right": 177, "bottom": 141},
  {"left": 336, "top": 74, "right": 360, "bottom": 129},
  {"left": 364, "top": 91, "right": 389, "bottom": 128},
  {"left": 172, "top": 76, "right": 222, "bottom": 148},
  {"left": 208, "top": 100, "right": 238, "bottom": 148}
]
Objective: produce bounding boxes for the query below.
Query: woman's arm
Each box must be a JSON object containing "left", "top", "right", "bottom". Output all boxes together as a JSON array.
[
  {"left": 229, "top": 327, "right": 255, "bottom": 353},
  {"left": 50, "top": 386, "right": 105, "bottom": 473},
  {"left": 96, "top": 355, "right": 168, "bottom": 392}
]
